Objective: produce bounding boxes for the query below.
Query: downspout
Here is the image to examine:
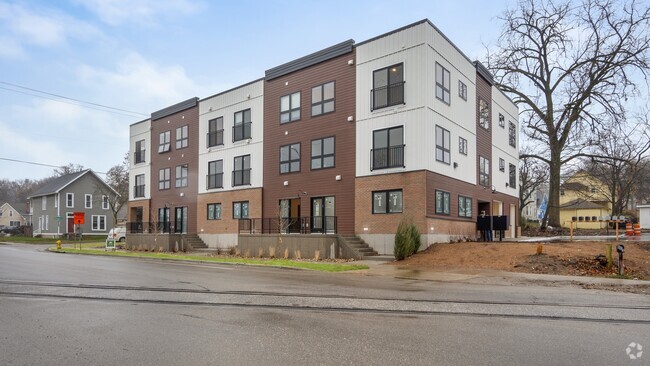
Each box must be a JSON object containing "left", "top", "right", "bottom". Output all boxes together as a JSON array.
[{"left": 56, "top": 193, "right": 60, "bottom": 237}]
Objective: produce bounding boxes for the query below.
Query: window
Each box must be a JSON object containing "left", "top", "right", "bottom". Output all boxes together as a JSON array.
[
  {"left": 208, "top": 117, "right": 224, "bottom": 147},
  {"left": 233, "top": 201, "right": 249, "bottom": 219},
  {"left": 233, "top": 155, "right": 251, "bottom": 186},
  {"left": 66, "top": 193, "right": 74, "bottom": 208},
  {"left": 54, "top": 197, "right": 57, "bottom": 208},
  {"left": 435, "top": 63, "right": 451, "bottom": 104},
  {"left": 280, "top": 92, "right": 300, "bottom": 123},
  {"left": 91, "top": 215, "right": 106, "bottom": 231},
  {"left": 207, "top": 160, "right": 223, "bottom": 189},
  {"left": 207, "top": 203, "right": 222, "bottom": 220},
  {"left": 9, "top": 221, "right": 20, "bottom": 227},
  {"left": 135, "top": 139, "right": 145, "bottom": 164},
  {"left": 176, "top": 125, "right": 188, "bottom": 149},
  {"left": 435, "top": 190, "right": 450, "bottom": 215},
  {"left": 372, "top": 63, "right": 404, "bottom": 110},
  {"left": 509, "top": 121, "right": 517, "bottom": 147},
  {"left": 509, "top": 163, "right": 516, "bottom": 188},
  {"left": 499, "top": 114, "right": 505, "bottom": 128},
  {"left": 102, "top": 195, "right": 109, "bottom": 210},
  {"left": 175, "top": 164, "right": 188, "bottom": 188},
  {"left": 312, "top": 82, "right": 335, "bottom": 116},
  {"left": 42, "top": 196, "right": 46, "bottom": 210},
  {"left": 85, "top": 194, "right": 92, "bottom": 209},
  {"left": 158, "top": 131, "right": 171, "bottom": 153},
  {"left": 311, "top": 137, "right": 334, "bottom": 170},
  {"left": 435, "top": 125, "right": 451, "bottom": 164},
  {"left": 499, "top": 158, "right": 505, "bottom": 172},
  {"left": 134, "top": 174, "right": 145, "bottom": 198},
  {"left": 479, "top": 156, "right": 490, "bottom": 186},
  {"left": 459, "top": 137, "right": 468, "bottom": 155},
  {"left": 372, "top": 126, "right": 404, "bottom": 170},
  {"left": 8, "top": 210, "right": 12, "bottom": 217},
  {"left": 459, "top": 196, "right": 473, "bottom": 218},
  {"left": 159, "top": 168, "right": 171, "bottom": 190},
  {"left": 372, "top": 190, "right": 403, "bottom": 214},
  {"left": 233, "top": 109, "right": 252, "bottom": 142},
  {"left": 458, "top": 80, "right": 467, "bottom": 101},
  {"left": 280, "top": 143, "right": 300, "bottom": 173},
  {"left": 479, "top": 99, "right": 489, "bottom": 129}
]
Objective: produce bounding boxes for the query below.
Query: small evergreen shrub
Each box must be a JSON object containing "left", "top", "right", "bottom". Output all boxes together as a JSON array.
[{"left": 394, "top": 216, "right": 421, "bottom": 260}]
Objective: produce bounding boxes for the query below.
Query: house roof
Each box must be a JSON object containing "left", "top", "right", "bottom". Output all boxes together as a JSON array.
[
  {"left": 0, "top": 202, "right": 28, "bottom": 216},
  {"left": 27, "top": 169, "right": 117, "bottom": 199},
  {"left": 561, "top": 182, "right": 588, "bottom": 191},
  {"left": 560, "top": 199, "right": 606, "bottom": 210}
]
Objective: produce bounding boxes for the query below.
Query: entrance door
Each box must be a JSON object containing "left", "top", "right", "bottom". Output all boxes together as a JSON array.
[
  {"left": 175, "top": 207, "right": 187, "bottom": 234},
  {"left": 280, "top": 198, "right": 301, "bottom": 233},
  {"left": 66, "top": 212, "right": 74, "bottom": 233},
  {"left": 311, "top": 196, "right": 335, "bottom": 233}
]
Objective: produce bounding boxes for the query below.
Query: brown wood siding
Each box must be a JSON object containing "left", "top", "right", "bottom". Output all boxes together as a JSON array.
[
  {"left": 150, "top": 105, "right": 199, "bottom": 233},
  {"left": 475, "top": 72, "right": 492, "bottom": 190},
  {"left": 263, "top": 50, "right": 356, "bottom": 234}
]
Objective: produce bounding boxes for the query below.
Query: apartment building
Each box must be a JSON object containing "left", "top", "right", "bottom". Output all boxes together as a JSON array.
[
  {"left": 128, "top": 118, "right": 151, "bottom": 229},
  {"left": 127, "top": 19, "right": 519, "bottom": 255}
]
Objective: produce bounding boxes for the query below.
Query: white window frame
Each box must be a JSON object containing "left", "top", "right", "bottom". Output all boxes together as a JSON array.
[
  {"left": 66, "top": 193, "right": 74, "bottom": 208},
  {"left": 92, "top": 215, "right": 106, "bottom": 231},
  {"left": 102, "top": 195, "right": 109, "bottom": 210},
  {"left": 42, "top": 196, "right": 46, "bottom": 210},
  {"left": 85, "top": 194, "right": 92, "bottom": 209}
]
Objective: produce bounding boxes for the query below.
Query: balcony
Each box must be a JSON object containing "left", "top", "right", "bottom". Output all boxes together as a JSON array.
[
  {"left": 232, "top": 122, "right": 252, "bottom": 142},
  {"left": 207, "top": 130, "right": 224, "bottom": 148},
  {"left": 134, "top": 150, "right": 146, "bottom": 164},
  {"left": 232, "top": 169, "right": 251, "bottom": 186},
  {"left": 206, "top": 173, "right": 223, "bottom": 189},
  {"left": 238, "top": 216, "right": 337, "bottom": 234},
  {"left": 133, "top": 185, "right": 145, "bottom": 198},
  {"left": 371, "top": 81, "right": 405, "bottom": 111},
  {"left": 370, "top": 145, "right": 405, "bottom": 170}
]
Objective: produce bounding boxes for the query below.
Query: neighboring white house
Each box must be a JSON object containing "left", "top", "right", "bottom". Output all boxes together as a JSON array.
[{"left": 638, "top": 205, "right": 650, "bottom": 229}]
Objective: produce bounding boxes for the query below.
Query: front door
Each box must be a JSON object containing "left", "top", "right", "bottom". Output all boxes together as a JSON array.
[
  {"left": 311, "top": 196, "right": 335, "bottom": 233},
  {"left": 175, "top": 207, "right": 187, "bottom": 234},
  {"left": 280, "top": 198, "right": 301, "bottom": 233},
  {"left": 66, "top": 213, "right": 74, "bottom": 233}
]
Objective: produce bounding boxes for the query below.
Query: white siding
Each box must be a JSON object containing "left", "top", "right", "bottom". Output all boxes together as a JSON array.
[
  {"left": 128, "top": 119, "right": 151, "bottom": 200},
  {"left": 198, "top": 80, "right": 264, "bottom": 193},
  {"left": 491, "top": 87, "right": 519, "bottom": 198}
]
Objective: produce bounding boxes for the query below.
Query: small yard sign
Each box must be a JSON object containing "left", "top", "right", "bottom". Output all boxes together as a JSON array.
[{"left": 105, "top": 239, "right": 115, "bottom": 251}]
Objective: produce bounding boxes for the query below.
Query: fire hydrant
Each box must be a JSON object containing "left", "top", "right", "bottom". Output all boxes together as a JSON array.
[{"left": 56, "top": 240, "right": 61, "bottom": 250}]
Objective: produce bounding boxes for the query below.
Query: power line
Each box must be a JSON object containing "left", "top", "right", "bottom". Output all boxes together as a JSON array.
[
  {"left": 0, "top": 81, "right": 149, "bottom": 118},
  {"left": 0, "top": 157, "right": 107, "bottom": 175}
]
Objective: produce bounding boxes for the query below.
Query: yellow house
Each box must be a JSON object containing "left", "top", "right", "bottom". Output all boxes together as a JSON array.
[
  {"left": 0, "top": 202, "right": 28, "bottom": 228},
  {"left": 559, "top": 172, "right": 611, "bottom": 229}
]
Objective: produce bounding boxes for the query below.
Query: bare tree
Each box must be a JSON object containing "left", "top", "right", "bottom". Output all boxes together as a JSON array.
[
  {"left": 487, "top": 0, "right": 650, "bottom": 227},
  {"left": 95, "top": 153, "right": 128, "bottom": 229},
  {"left": 519, "top": 154, "right": 549, "bottom": 224},
  {"left": 54, "top": 163, "right": 85, "bottom": 176}
]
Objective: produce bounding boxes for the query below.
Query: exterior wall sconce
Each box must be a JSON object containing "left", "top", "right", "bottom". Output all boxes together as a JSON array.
[
  {"left": 335, "top": 175, "right": 342, "bottom": 181},
  {"left": 283, "top": 181, "right": 289, "bottom": 186}
]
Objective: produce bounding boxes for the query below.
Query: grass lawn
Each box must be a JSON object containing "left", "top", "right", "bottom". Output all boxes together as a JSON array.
[
  {"left": 0, "top": 236, "right": 108, "bottom": 245},
  {"left": 48, "top": 247, "right": 369, "bottom": 273}
]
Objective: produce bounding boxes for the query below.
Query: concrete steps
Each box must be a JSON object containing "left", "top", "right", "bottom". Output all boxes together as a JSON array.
[
  {"left": 338, "top": 234, "right": 379, "bottom": 259},
  {"left": 184, "top": 234, "right": 208, "bottom": 249}
]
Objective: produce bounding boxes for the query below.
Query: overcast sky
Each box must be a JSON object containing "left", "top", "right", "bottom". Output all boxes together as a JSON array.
[{"left": 0, "top": 0, "right": 515, "bottom": 181}]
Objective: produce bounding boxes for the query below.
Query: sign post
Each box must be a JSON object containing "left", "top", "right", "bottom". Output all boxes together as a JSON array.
[{"left": 73, "top": 212, "right": 85, "bottom": 249}]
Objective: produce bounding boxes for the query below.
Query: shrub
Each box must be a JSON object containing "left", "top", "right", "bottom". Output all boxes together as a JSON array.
[{"left": 394, "top": 216, "right": 421, "bottom": 260}]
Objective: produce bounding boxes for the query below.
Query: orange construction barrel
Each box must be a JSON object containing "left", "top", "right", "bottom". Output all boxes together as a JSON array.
[
  {"left": 626, "top": 222, "right": 633, "bottom": 236},
  {"left": 634, "top": 223, "right": 641, "bottom": 236}
]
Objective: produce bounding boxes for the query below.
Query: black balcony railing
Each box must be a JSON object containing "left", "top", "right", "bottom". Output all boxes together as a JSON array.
[
  {"left": 238, "top": 216, "right": 337, "bottom": 234},
  {"left": 207, "top": 130, "right": 224, "bottom": 147},
  {"left": 206, "top": 173, "right": 223, "bottom": 189},
  {"left": 371, "top": 145, "right": 405, "bottom": 170},
  {"left": 134, "top": 185, "right": 145, "bottom": 198},
  {"left": 371, "top": 81, "right": 405, "bottom": 110},
  {"left": 232, "top": 169, "right": 251, "bottom": 186},
  {"left": 134, "top": 150, "right": 146, "bottom": 164},
  {"left": 127, "top": 221, "right": 170, "bottom": 234},
  {"left": 233, "top": 122, "right": 252, "bottom": 142}
]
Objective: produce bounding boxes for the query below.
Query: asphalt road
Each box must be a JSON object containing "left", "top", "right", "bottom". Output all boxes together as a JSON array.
[{"left": 1, "top": 243, "right": 648, "bottom": 365}]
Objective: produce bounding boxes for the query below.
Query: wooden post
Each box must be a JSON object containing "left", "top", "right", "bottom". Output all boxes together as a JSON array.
[{"left": 615, "top": 220, "right": 619, "bottom": 242}]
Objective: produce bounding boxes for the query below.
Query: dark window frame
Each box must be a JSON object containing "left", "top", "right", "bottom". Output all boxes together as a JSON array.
[
  {"left": 207, "top": 117, "right": 224, "bottom": 147},
  {"left": 233, "top": 154, "right": 251, "bottom": 186},
  {"left": 280, "top": 143, "right": 301, "bottom": 174},
  {"left": 176, "top": 125, "right": 188, "bottom": 149},
  {"left": 233, "top": 109, "right": 252, "bottom": 142},
  {"left": 311, "top": 81, "right": 335, "bottom": 117},
  {"left": 233, "top": 201, "right": 249, "bottom": 219},
  {"left": 479, "top": 156, "right": 490, "bottom": 187},
  {"left": 435, "top": 62, "right": 451, "bottom": 105},
  {"left": 280, "top": 92, "right": 301, "bottom": 123},
  {"left": 499, "top": 113, "right": 505, "bottom": 128},
  {"left": 134, "top": 174, "right": 145, "bottom": 198},
  {"left": 311, "top": 136, "right": 335, "bottom": 170},
  {"left": 435, "top": 190, "right": 451, "bottom": 215},
  {"left": 135, "top": 139, "right": 146, "bottom": 164},
  {"left": 509, "top": 163, "right": 517, "bottom": 188},
  {"left": 175, "top": 164, "right": 188, "bottom": 188},
  {"left": 158, "top": 131, "right": 171, "bottom": 153},
  {"left": 372, "top": 189, "right": 403, "bottom": 214},
  {"left": 371, "top": 125, "right": 405, "bottom": 170},
  {"left": 207, "top": 203, "right": 222, "bottom": 220},
  {"left": 458, "top": 196, "right": 473, "bottom": 218},
  {"left": 435, "top": 125, "right": 451, "bottom": 164},
  {"left": 372, "top": 63, "right": 405, "bottom": 110},
  {"left": 458, "top": 80, "right": 467, "bottom": 101},
  {"left": 499, "top": 158, "right": 505, "bottom": 172},
  {"left": 159, "top": 168, "right": 171, "bottom": 190},
  {"left": 509, "top": 121, "right": 517, "bottom": 148},
  {"left": 207, "top": 160, "right": 223, "bottom": 189},
  {"left": 479, "top": 99, "right": 490, "bottom": 130},
  {"left": 459, "top": 136, "right": 468, "bottom": 155}
]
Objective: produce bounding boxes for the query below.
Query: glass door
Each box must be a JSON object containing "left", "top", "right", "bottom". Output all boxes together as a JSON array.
[
  {"left": 311, "top": 198, "right": 323, "bottom": 233},
  {"left": 175, "top": 207, "right": 187, "bottom": 234},
  {"left": 311, "top": 196, "right": 335, "bottom": 233}
]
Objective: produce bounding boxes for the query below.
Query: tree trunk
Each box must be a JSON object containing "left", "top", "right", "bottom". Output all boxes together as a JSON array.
[{"left": 547, "top": 152, "right": 562, "bottom": 228}]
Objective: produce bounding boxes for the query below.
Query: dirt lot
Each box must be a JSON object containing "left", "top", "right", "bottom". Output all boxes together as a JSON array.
[{"left": 394, "top": 241, "right": 650, "bottom": 280}]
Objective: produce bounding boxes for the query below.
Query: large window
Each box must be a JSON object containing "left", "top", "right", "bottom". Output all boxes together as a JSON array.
[
  {"left": 135, "top": 139, "right": 145, "bottom": 164},
  {"left": 435, "top": 125, "right": 451, "bottom": 164},
  {"left": 207, "top": 203, "right": 222, "bottom": 220},
  {"left": 435, "top": 63, "right": 451, "bottom": 104},
  {"left": 280, "top": 143, "right": 300, "bottom": 174},
  {"left": 509, "top": 163, "right": 517, "bottom": 188},
  {"left": 372, "top": 63, "right": 404, "bottom": 110},
  {"left": 479, "top": 156, "right": 490, "bottom": 187},
  {"left": 66, "top": 193, "right": 74, "bottom": 208},
  {"left": 435, "top": 190, "right": 450, "bottom": 215},
  {"left": 159, "top": 168, "right": 171, "bottom": 190},
  {"left": 207, "top": 160, "right": 223, "bottom": 189},
  {"left": 175, "top": 164, "right": 188, "bottom": 188},
  {"left": 479, "top": 99, "right": 489, "bottom": 129},
  {"left": 158, "top": 131, "right": 171, "bottom": 153},
  {"left": 176, "top": 125, "right": 188, "bottom": 149},
  {"left": 372, "top": 126, "right": 404, "bottom": 170},
  {"left": 311, "top": 137, "right": 334, "bottom": 170},
  {"left": 280, "top": 92, "right": 301, "bottom": 123},
  {"left": 312, "top": 82, "right": 335, "bottom": 116},
  {"left": 459, "top": 137, "right": 468, "bottom": 155},
  {"left": 233, "top": 109, "right": 252, "bottom": 142},
  {"left": 458, "top": 80, "right": 467, "bottom": 101},
  {"left": 91, "top": 215, "right": 106, "bottom": 231},
  {"left": 207, "top": 117, "right": 224, "bottom": 147},
  {"left": 372, "top": 190, "right": 403, "bottom": 214},
  {"left": 509, "top": 121, "right": 517, "bottom": 147},
  {"left": 458, "top": 196, "right": 472, "bottom": 218},
  {"left": 233, "top": 201, "right": 249, "bottom": 219},
  {"left": 134, "top": 174, "right": 145, "bottom": 197},
  {"left": 85, "top": 194, "right": 92, "bottom": 209},
  {"left": 233, "top": 155, "right": 251, "bottom": 186}
]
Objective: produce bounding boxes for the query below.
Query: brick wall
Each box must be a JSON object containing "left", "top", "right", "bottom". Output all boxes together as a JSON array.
[{"left": 196, "top": 188, "right": 262, "bottom": 234}]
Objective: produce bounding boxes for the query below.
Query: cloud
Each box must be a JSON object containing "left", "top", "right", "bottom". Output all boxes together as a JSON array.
[
  {"left": 0, "top": 36, "right": 25, "bottom": 59},
  {"left": 74, "top": 0, "right": 201, "bottom": 26}
]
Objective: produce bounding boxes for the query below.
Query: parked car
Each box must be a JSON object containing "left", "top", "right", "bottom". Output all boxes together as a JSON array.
[{"left": 107, "top": 227, "right": 126, "bottom": 242}]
